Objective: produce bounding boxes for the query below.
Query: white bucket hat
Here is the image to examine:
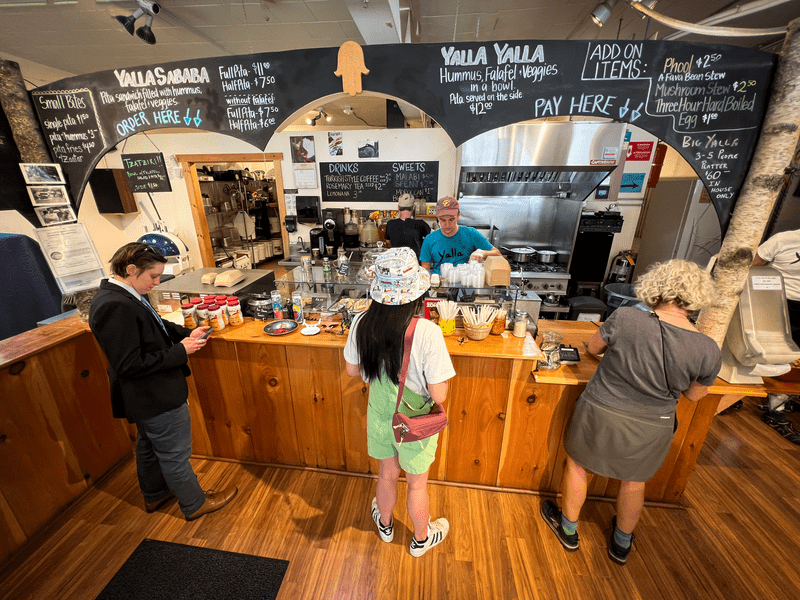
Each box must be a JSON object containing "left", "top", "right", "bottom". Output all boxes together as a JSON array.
[{"left": 369, "top": 247, "right": 430, "bottom": 305}]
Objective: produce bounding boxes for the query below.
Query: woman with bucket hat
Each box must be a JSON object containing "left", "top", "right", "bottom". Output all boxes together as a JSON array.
[{"left": 344, "top": 247, "right": 455, "bottom": 557}]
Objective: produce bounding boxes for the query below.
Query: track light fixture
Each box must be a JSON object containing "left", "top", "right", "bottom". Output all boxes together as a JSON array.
[
  {"left": 590, "top": 0, "right": 617, "bottom": 27},
  {"left": 305, "top": 107, "right": 330, "bottom": 126},
  {"left": 114, "top": 0, "right": 161, "bottom": 45}
]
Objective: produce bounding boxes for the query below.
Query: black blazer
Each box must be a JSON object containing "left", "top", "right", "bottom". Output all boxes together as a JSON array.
[{"left": 89, "top": 279, "right": 192, "bottom": 423}]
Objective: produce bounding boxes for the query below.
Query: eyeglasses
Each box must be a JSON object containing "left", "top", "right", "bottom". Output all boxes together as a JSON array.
[{"left": 136, "top": 243, "right": 163, "bottom": 259}]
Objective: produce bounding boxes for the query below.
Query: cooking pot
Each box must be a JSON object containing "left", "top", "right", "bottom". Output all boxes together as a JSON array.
[
  {"left": 502, "top": 246, "right": 537, "bottom": 263},
  {"left": 537, "top": 250, "right": 557, "bottom": 264}
]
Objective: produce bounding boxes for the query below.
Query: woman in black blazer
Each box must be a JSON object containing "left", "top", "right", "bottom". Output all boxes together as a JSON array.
[{"left": 90, "top": 242, "right": 237, "bottom": 520}]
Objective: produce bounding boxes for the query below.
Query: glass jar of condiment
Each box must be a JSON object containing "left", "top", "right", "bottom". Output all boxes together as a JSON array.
[{"left": 513, "top": 310, "right": 528, "bottom": 338}]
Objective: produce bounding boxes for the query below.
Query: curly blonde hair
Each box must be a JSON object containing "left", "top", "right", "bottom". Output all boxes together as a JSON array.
[{"left": 634, "top": 259, "right": 714, "bottom": 311}]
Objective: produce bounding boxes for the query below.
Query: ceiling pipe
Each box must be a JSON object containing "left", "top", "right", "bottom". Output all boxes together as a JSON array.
[
  {"left": 660, "top": 0, "right": 796, "bottom": 40},
  {"left": 627, "top": 0, "right": 789, "bottom": 37}
]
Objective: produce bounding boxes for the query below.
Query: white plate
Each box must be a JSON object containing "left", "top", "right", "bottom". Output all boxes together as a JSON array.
[{"left": 301, "top": 325, "right": 320, "bottom": 336}]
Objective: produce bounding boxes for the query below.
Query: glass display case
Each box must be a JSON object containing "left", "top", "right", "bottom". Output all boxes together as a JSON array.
[{"left": 273, "top": 265, "right": 541, "bottom": 322}]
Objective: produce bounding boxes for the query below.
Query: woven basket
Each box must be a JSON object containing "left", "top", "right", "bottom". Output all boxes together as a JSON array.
[{"left": 463, "top": 321, "right": 492, "bottom": 341}]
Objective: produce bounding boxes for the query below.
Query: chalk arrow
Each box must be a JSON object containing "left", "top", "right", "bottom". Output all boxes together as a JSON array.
[
  {"left": 183, "top": 108, "right": 192, "bottom": 126},
  {"left": 193, "top": 110, "right": 202, "bottom": 127},
  {"left": 619, "top": 99, "right": 631, "bottom": 119},
  {"left": 631, "top": 102, "right": 645, "bottom": 121}
]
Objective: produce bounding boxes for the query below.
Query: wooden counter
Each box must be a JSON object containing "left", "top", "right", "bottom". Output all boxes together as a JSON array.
[{"left": 3, "top": 314, "right": 799, "bottom": 566}]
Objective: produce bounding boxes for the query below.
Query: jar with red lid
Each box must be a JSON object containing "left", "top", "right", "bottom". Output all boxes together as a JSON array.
[
  {"left": 180, "top": 303, "right": 197, "bottom": 329},
  {"left": 190, "top": 298, "right": 203, "bottom": 305},
  {"left": 216, "top": 299, "right": 230, "bottom": 325},
  {"left": 208, "top": 304, "right": 226, "bottom": 331},
  {"left": 227, "top": 299, "right": 244, "bottom": 326},
  {"left": 196, "top": 304, "right": 209, "bottom": 327}
]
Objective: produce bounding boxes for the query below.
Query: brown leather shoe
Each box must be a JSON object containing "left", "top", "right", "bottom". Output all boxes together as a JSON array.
[
  {"left": 145, "top": 491, "right": 175, "bottom": 513},
  {"left": 185, "top": 487, "right": 239, "bottom": 521}
]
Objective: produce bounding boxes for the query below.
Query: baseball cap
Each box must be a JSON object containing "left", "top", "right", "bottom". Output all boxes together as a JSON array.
[
  {"left": 398, "top": 193, "right": 416, "bottom": 209},
  {"left": 435, "top": 196, "right": 459, "bottom": 217},
  {"left": 369, "top": 247, "right": 430, "bottom": 305}
]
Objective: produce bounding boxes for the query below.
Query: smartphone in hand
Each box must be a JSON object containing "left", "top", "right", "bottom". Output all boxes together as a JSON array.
[{"left": 198, "top": 328, "right": 213, "bottom": 340}]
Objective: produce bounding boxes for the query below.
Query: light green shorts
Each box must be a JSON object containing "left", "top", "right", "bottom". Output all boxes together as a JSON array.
[{"left": 367, "top": 376, "right": 440, "bottom": 475}]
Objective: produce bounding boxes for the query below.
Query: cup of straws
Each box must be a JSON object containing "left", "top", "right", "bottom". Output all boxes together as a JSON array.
[
  {"left": 461, "top": 305, "right": 498, "bottom": 341},
  {"left": 437, "top": 300, "right": 458, "bottom": 336}
]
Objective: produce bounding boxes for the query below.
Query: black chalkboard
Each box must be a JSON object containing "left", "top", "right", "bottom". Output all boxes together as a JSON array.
[
  {"left": 319, "top": 161, "right": 439, "bottom": 203},
  {"left": 28, "top": 41, "right": 777, "bottom": 232},
  {"left": 121, "top": 152, "right": 171, "bottom": 193}
]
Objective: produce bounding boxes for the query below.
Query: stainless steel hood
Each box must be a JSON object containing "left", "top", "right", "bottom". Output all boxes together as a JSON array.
[{"left": 456, "top": 121, "right": 627, "bottom": 258}]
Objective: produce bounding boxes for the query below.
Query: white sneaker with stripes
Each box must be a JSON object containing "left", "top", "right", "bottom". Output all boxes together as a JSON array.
[
  {"left": 409, "top": 517, "right": 449, "bottom": 557},
  {"left": 371, "top": 497, "right": 394, "bottom": 542}
]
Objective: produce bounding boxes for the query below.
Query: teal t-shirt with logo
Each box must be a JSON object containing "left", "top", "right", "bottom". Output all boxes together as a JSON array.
[{"left": 419, "top": 226, "right": 493, "bottom": 274}]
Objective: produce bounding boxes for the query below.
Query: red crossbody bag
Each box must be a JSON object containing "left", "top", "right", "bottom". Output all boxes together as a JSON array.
[{"left": 391, "top": 316, "right": 448, "bottom": 444}]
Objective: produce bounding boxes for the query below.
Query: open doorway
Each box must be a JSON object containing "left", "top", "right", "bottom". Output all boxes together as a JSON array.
[{"left": 176, "top": 153, "right": 287, "bottom": 269}]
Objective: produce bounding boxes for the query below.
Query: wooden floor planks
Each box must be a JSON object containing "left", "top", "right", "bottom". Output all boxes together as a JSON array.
[{"left": 2, "top": 396, "right": 800, "bottom": 599}]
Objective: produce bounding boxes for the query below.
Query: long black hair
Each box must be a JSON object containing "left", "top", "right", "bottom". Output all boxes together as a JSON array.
[{"left": 354, "top": 296, "right": 424, "bottom": 385}]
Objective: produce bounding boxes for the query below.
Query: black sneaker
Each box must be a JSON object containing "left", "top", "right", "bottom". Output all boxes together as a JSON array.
[
  {"left": 608, "top": 516, "right": 635, "bottom": 565},
  {"left": 540, "top": 500, "right": 579, "bottom": 551},
  {"left": 762, "top": 411, "right": 800, "bottom": 444}
]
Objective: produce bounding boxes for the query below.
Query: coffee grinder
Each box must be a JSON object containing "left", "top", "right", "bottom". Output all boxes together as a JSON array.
[{"left": 322, "top": 211, "right": 342, "bottom": 257}]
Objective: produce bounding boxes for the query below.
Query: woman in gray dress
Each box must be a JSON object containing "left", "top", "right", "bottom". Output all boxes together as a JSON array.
[{"left": 541, "top": 259, "right": 722, "bottom": 565}]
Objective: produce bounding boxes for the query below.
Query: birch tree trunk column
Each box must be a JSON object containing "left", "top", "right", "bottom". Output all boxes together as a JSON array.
[
  {"left": 0, "top": 59, "right": 50, "bottom": 163},
  {"left": 697, "top": 18, "right": 800, "bottom": 346}
]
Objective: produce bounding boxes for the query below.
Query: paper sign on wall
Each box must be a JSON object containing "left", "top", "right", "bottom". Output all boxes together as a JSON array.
[{"left": 627, "top": 141, "right": 654, "bottom": 161}]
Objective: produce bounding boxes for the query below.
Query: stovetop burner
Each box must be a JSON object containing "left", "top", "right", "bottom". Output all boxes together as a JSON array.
[{"left": 507, "top": 261, "right": 567, "bottom": 275}]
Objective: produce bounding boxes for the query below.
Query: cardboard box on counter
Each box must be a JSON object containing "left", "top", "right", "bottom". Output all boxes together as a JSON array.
[{"left": 483, "top": 256, "right": 511, "bottom": 286}]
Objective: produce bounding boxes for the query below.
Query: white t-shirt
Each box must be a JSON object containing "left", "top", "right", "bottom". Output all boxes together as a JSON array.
[
  {"left": 758, "top": 230, "right": 800, "bottom": 301},
  {"left": 344, "top": 315, "right": 456, "bottom": 397}
]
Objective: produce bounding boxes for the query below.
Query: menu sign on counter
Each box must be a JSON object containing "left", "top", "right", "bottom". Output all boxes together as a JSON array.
[
  {"left": 320, "top": 161, "right": 439, "bottom": 203},
  {"left": 29, "top": 41, "right": 776, "bottom": 231},
  {"left": 121, "top": 152, "right": 171, "bottom": 193}
]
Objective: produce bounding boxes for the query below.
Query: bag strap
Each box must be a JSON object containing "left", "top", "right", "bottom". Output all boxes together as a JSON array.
[{"left": 395, "top": 316, "right": 420, "bottom": 415}]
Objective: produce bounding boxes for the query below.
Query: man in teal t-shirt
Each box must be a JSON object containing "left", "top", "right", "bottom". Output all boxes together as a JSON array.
[{"left": 420, "top": 196, "right": 501, "bottom": 275}]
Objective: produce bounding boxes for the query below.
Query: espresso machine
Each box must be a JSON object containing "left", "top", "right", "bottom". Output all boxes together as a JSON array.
[{"left": 322, "top": 211, "right": 343, "bottom": 256}]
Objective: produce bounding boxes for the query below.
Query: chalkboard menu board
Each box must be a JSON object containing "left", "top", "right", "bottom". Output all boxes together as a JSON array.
[
  {"left": 320, "top": 161, "right": 439, "bottom": 203},
  {"left": 29, "top": 40, "right": 777, "bottom": 232},
  {"left": 121, "top": 152, "right": 171, "bottom": 193}
]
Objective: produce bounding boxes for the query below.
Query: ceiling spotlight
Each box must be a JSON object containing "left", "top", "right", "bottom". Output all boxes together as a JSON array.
[
  {"left": 114, "top": 0, "right": 160, "bottom": 45},
  {"left": 632, "top": 0, "right": 657, "bottom": 17},
  {"left": 306, "top": 107, "right": 330, "bottom": 126},
  {"left": 343, "top": 106, "right": 354, "bottom": 115},
  {"left": 590, "top": 0, "right": 616, "bottom": 27}
]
